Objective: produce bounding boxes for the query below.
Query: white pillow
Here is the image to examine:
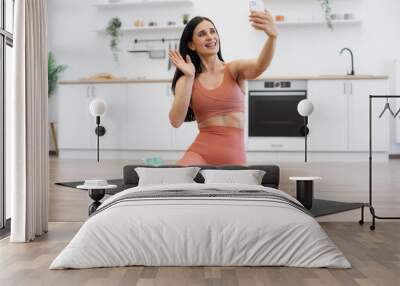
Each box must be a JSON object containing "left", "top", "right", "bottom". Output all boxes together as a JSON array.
[
  {"left": 200, "top": 169, "right": 266, "bottom": 185},
  {"left": 135, "top": 167, "right": 201, "bottom": 186}
]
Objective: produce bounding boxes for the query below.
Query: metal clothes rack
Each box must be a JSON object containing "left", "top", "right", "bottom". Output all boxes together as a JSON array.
[{"left": 367, "top": 95, "right": 400, "bottom": 230}]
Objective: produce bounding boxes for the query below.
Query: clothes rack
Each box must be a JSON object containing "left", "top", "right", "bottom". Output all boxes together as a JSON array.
[{"left": 367, "top": 95, "right": 400, "bottom": 230}]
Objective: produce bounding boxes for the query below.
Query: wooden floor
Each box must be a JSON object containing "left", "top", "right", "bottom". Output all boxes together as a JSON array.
[
  {"left": 1, "top": 158, "right": 400, "bottom": 285},
  {"left": 1, "top": 222, "right": 400, "bottom": 286}
]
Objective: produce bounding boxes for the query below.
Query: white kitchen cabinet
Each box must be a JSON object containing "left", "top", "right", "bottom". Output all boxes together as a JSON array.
[
  {"left": 92, "top": 84, "right": 129, "bottom": 149},
  {"left": 57, "top": 82, "right": 199, "bottom": 153},
  {"left": 127, "top": 82, "right": 199, "bottom": 150},
  {"left": 307, "top": 79, "right": 389, "bottom": 152},
  {"left": 58, "top": 79, "right": 390, "bottom": 157},
  {"left": 58, "top": 84, "right": 129, "bottom": 150},
  {"left": 169, "top": 80, "right": 198, "bottom": 151},
  {"left": 58, "top": 85, "right": 94, "bottom": 149},
  {"left": 126, "top": 83, "right": 172, "bottom": 149},
  {"left": 348, "top": 80, "right": 389, "bottom": 151},
  {"left": 307, "top": 80, "right": 348, "bottom": 151},
  {"left": 171, "top": 120, "right": 198, "bottom": 150}
]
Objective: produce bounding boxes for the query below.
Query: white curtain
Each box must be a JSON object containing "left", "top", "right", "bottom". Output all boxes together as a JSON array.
[{"left": 9, "top": 0, "right": 49, "bottom": 242}]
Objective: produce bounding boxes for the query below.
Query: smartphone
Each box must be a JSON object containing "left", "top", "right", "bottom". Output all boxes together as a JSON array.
[{"left": 249, "top": 0, "right": 265, "bottom": 12}]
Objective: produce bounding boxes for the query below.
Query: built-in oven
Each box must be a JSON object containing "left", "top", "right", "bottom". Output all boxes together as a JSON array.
[{"left": 248, "top": 80, "right": 307, "bottom": 137}]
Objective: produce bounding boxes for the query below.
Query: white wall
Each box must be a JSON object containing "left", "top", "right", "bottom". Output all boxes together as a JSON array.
[
  {"left": 47, "top": 0, "right": 400, "bottom": 152},
  {"left": 48, "top": 0, "right": 400, "bottom": 78}
]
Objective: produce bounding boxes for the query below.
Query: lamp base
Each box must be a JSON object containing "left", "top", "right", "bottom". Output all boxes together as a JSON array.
[
  {"left": 299, "top": 126, "right": 309, "bottom": 136},
  {"left": 95, "top": 126, "right": 106, "bottom": 136}
]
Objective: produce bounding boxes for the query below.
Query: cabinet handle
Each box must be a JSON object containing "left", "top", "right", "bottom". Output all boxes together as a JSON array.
[
  {"left": 350, "top": 83, "right": 353, "bottom": 95},
  {"left": 271, "top": 144, "right": 283, "bottom": 147},
  {"left": 91, "top": 86, "right": 96, "bottom": 97},
  {"left": 86, "top": 86, "right": 90, "bottom": 98},
  {"left": 343, "top": 82, "right": 346, "bottom": 95}
]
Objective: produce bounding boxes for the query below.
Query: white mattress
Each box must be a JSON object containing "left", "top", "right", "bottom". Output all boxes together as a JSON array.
[{"left": 50, "top": 183, "right": 351, "bottom": 269}]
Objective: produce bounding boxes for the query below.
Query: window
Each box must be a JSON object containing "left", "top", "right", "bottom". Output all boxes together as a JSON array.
[{"left": 1, "top": 0, "right": 14, "bottom": 231}]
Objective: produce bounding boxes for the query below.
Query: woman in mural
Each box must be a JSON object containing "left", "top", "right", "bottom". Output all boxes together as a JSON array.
[{"left": 169, "top": 10, "right": 277, "bottom": 165}]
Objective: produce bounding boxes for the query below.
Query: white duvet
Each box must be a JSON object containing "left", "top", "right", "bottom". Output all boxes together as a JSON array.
[{"left": 50, "top": 183, "right": 351, "bottom": 269}]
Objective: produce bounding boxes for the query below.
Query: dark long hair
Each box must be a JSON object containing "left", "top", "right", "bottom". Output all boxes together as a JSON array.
[{"left": 171, "top": 16, "right": 224, "bottom": 122}]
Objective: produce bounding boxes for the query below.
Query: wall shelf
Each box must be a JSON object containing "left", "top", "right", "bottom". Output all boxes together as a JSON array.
[
  {"left": 96, "top": 25, "right": 185, "bottom": 33},
  {"left": 276, "top": 19, "right": 362, "bottom": 27},
  {"left": 93, "top": 0, "right": 194, "bottom": 8}
]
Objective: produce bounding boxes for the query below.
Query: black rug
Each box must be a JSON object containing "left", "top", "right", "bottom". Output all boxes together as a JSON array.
[
  {"left": 55, "top": 179, "right": 129, "bottom": 195},
  {"left": 311, "top": 199, "right": 366, "bottom": 217}
]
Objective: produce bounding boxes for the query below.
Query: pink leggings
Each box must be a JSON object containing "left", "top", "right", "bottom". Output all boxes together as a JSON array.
[{"left": 178, "top": 126, "right": 246, "bottom": 166}]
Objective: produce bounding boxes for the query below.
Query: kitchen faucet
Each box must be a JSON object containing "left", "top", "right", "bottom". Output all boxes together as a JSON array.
[{"left": 339, "top": 47, "right": 355, "bottom": 76}]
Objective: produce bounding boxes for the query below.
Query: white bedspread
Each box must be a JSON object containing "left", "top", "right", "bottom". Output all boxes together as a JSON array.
[{"left": 50, "top": 183, "right": 351, "bottom": 269}]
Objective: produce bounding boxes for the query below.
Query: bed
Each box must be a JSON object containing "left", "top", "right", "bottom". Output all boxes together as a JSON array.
[{"left": 50, "top": 165, "right": 350, "bottom": 269}]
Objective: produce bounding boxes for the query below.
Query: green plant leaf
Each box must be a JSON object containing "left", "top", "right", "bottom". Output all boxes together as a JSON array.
[
  {"left": 48, "top": 51, "right": 67, "bottom": 97},
  {"left": 106, "top": 17, "right": 122, "bottom": 64},
  {"left": 318, "top": 0, "right": 333, "bottom": 30}
]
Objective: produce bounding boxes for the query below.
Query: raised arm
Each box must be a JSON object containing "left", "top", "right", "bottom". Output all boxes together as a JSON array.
[
  {"left": 229, "top": 10, "right": 278, "bottom": 81},
  {"left": 168, "top": 50, "right": 196, "bottom": 128}
]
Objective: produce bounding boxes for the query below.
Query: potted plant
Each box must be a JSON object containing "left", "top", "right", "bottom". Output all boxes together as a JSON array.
[
  {"left": 48, "top": 51, "right": 67, "bottom": 97},
  {"left": 318, "top": 0, "right": 333, "bottom": 30},
  {"left": 106, "top": 17, "right": 122, "bottom": 64},
  {"left": 48, "top": 51, "right": 67, "bottom": 156},
  {"left": 182, "top": 14, "right": 189, "bottom": 25}
]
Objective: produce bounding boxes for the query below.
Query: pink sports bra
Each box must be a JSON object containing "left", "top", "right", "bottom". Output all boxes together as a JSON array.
[{"left": 190, "top": 63, "right": 245, "bottom": 123}]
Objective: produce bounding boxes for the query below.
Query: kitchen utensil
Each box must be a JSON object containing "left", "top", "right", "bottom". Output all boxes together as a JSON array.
[
  {"left": 344, "top": 13, "right": 355, "bottom": 20},
  {"left": 149, "top": 49, "right": 166, "bottom": 59},
  {"left": 127, "top": 39, "right": 149, "bottom": 53},
  {"left": 168, "top": 42, "right": 172, "bottom": 70},
  {"left": 133, "top": 19, "right": 144, "bottom": 27},
  {"left": 330, "top": 13, "right": 344, "bottom": 20}
]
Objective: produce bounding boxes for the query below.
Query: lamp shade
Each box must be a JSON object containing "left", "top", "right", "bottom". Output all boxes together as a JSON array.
[
  {"left": 297, "top": 99, "right": 314, "bottom": 116},
  {"left": 89, "top": 98, "right": 107, "bottom": 116}
]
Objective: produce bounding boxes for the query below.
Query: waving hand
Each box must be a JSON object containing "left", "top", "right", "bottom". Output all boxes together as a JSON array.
[{"left": 169, "top": 50, "right": 195, "bottom": 78}]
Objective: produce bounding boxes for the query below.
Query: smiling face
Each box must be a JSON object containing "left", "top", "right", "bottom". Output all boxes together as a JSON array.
[{"left": 188, "top": 20, "right": 220, "bottom": 57}]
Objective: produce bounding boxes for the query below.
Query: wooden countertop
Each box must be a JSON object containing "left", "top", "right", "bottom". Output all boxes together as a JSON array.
[
  {"left": 58, "top": 78, "right": 172, "bottom": 84},
  {"left": 59, "top": 75, "right": 389, "bottom": 84},
  {"left": 257, "top": 75, "right": 389, "bottom": 80}
]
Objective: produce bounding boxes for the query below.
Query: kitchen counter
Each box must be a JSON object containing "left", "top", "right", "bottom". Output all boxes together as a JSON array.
[
  {"left": 58, "top": 74, "right": 389, "bottom": 84},
  {"left": 58, "top": 78, "right": 172, "bottom": 84},
  {"left": 257, "top": 75, "right": 389, "bottom": 80}
]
